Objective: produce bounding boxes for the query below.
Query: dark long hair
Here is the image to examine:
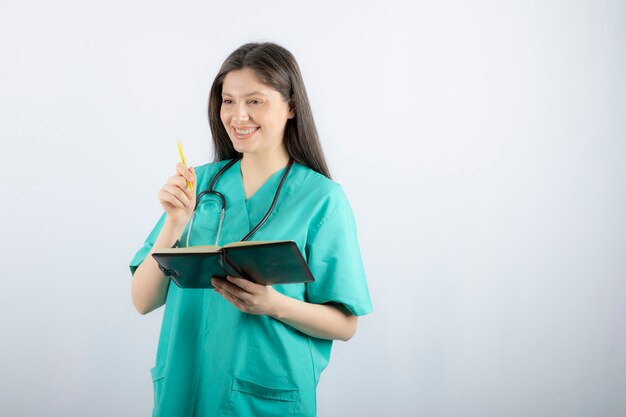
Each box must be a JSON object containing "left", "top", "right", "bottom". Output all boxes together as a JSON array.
[{"left": 208, "top": 42, "right": 331, "bottom": 179}]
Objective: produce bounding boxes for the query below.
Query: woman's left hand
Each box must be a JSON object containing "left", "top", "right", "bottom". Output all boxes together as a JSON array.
[{"left": 211, "top": 275, "right": 283, "bottom": 316}]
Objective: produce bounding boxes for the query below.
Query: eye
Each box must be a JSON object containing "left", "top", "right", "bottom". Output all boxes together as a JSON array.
[
  {"left": 222, "top": 99, "right": 232, "bottom": 104},
  {"left": 248, "top": 99, "right": 262, "bottom": 105}
]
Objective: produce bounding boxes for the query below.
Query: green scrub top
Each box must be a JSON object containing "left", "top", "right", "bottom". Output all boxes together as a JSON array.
[{"left": 130, "top": 160, "right": 373, "bottom": 417}]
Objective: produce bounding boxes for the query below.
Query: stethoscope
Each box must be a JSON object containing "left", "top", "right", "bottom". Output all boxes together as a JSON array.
[{"left": 185, "top": 157, "right": 294, "bottom": 247}]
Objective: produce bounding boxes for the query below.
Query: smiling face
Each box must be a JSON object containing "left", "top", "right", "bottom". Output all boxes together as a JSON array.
[{"left": 220, "top": 67, "right": 295, "bottom": 158}]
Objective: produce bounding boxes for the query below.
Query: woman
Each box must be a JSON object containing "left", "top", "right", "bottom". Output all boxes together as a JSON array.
[{"left": 130, "top": 42, "right": 372, "bottom": 417}]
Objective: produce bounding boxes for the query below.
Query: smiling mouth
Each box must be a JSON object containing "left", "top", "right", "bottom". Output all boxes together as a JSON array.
[
  {"left": 233, "top": 126, "right": 260, "bottom": 138},
  {"left": 235, "top": 126, "right": 258, "bottom": 134}
]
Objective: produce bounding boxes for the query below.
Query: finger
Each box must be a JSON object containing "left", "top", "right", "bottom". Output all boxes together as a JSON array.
[
  {"left": 214, "top": 278, "right": 250, "bottom": 299},
  {"left": 211, "top": 277, "right": 226, "bottom": 288},
  {"left": 176, "top": 163, "right": 195, "bottom": 184},
  {"left": 162, "top": 183, "right": 190, "bottom": 205},
  {"left": 227, "top": 275, "right": 259, "bottom": 293},
  {"left": 214, "top": 281, "right": 247, "bottom": 308},
  {"left": 221, "top": 293, "right": 245, "bottom": 311},
  {"left": 167, "top": 174, "right": 190, "bottom": 188},
  {"left": 189, "top": 166, "right": 197, "bottom": 188},
  {"left": 161, "top": 185, "right": 190, "bottom": 208},
  {"left": 169, "top": 172, "right": 196, "bottom": 200},
  {"left": 158, "top": 189, "right": 185, "bottom": 209}
]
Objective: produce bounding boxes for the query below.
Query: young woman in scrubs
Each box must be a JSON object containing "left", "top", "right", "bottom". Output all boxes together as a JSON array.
[{"left": 130, "top": 42, "right": 372, "bottom": 417}]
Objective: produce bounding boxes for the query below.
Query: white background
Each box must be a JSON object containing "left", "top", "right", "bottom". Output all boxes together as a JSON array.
[{"left": 1, "top": 1, "right": 625, "bottom": 416}]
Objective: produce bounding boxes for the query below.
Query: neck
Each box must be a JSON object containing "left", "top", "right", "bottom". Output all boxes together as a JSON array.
[
  {"left": 240, "top": 147, "right": 290, "bottom": 178},
  {"left": 239, "top": 147, "right": 290, "bottom": 199}
]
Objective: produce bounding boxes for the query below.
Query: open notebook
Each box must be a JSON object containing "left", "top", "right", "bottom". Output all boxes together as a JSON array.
[{"left": 152, "top": 240, "right": 315, "bottom": 289}]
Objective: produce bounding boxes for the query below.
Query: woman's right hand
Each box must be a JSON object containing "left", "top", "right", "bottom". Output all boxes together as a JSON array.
[
  {"left": 132, "top": 164, "right": 196, "bottom": 314},
  {"left": 158, "top": 163, "right": 197, "bottom": 227}
]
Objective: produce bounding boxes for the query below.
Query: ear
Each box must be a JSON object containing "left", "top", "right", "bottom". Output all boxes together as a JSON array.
[{"left": 287, "top": 100, "right": 296, "bottom": 119}]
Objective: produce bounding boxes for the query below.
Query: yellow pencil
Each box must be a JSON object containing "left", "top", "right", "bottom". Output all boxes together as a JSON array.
[{"left": 177, "top": 141, "right": 193, "bottom": 190}]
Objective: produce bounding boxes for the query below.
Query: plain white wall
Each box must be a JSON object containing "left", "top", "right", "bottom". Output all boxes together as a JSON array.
[{"left": 1, "top": 1, "right": 625, "bottom": 416}]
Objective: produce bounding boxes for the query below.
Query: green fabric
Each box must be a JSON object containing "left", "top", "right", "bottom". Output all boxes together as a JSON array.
[{"left": 130, "top": 160, "right": 373, "bottom": 417}]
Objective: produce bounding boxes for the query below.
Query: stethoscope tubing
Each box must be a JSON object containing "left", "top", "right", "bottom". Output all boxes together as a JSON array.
[
  {"left": 241, "top": 158, "right": 294, "bottom": 241},
  {"left": 186, "top": 157, "right": 293, "bottom": 246}
]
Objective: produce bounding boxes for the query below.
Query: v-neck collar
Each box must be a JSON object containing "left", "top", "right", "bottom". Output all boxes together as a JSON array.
[
  {"left": 203, "top": 160, "right": 305, "bottom": 244},
  {"left": 236, "top": 160, "right": 289, "bottom": 203},
  {"left": 217, "top": 159, "right": 288, "bottom": 240}
]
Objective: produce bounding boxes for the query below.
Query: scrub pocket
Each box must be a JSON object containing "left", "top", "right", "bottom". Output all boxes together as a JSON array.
[
  {"left": 150, "top": 365, "right": 167, "bottom": 416},
  {"left": 226, "top": 376, "right": 298, "bottom": 416},
  {"left": 186, "top": 200, "right": 222, "bottom": 245}
]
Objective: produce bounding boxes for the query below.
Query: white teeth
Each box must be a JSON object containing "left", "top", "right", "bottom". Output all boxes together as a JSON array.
[{"left": 235, "top": 127, "right": 258, "bottom": 135}]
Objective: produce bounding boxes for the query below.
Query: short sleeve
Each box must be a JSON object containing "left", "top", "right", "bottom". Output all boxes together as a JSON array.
[
  {"left": 128, "top": 162, "right": 215, "bottom": 276},
  {"left": 305, "top": 188, "right": 373, "bottom": 316},
  {"left": 129, "top": 212, "right": 167, "bottom": 275}
]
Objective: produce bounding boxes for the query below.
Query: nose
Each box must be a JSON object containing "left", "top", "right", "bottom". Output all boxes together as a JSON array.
[{"left": 232, "top": 102, "right": 249, "bottom": 123}]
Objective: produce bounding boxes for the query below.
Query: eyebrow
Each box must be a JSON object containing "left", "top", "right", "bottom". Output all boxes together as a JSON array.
[{"left": 222, "top": 91, "right": 268, "bottom": 97}]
